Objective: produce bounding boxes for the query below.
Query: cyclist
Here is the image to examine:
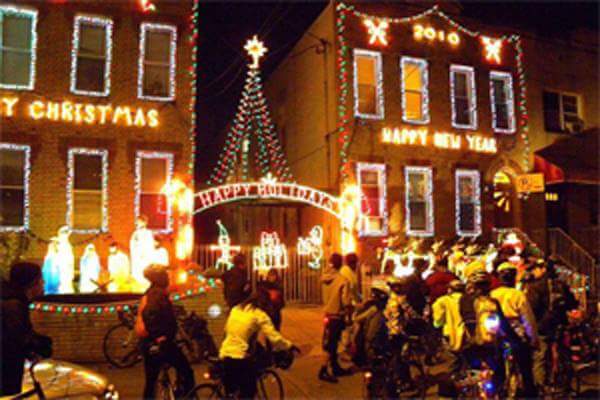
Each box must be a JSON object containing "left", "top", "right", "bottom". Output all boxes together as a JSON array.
[
  {"left": 219, "top": 288, "right": 298, "bottom": 398},
  {"left": 137, "top": 265, "right": 195, "bottom": 399},
  {"left": 432, "top": 279, "right": 465, "bottom": 376},
  {"left": 1, "top": 262, "right": 52, "bottom": 396},
  {"left": 491, "top": 262, "right": 539, "bottom": 397}
]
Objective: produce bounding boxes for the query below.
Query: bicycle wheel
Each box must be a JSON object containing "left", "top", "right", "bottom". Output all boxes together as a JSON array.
[
  {"left": 186, "top": 383, "right": 223, "bottom": 400},
  {"left": 103, "top": 323, "right": 141, "bottom": 368},
  {"left": 398, "top": 360, "right": 426, "bottom": 399},
  {"left": 257, "top": 369, "right": 284, "bottom": 400}
]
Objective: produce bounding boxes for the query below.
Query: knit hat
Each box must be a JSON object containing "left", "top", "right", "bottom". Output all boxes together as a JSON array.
[{"left": 9, "top": 262, "right": 42, "bottom": 289}]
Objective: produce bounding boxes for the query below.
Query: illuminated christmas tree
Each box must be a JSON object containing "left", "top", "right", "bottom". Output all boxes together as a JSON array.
[{"left": 207, "top": 36, "right": 293, "bottom": 184}]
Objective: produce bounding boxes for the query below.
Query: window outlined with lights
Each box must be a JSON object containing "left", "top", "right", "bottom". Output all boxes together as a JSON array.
[
  {"left": 135, "top": 151, "right": 173, "bottom": 233},
  {"left": 0, "top": 143, "right": 30, "bottom": 231},
  {"left": 356, "top": 162, "right": 387, "bottom": 237},
  {"left": 400, "top": 56, "right": 429, "bottom": 124},
  {"left": 455, "top": 169, "right": 481, "bottom": 237},
  {"left": 490, "top": 71, "right": 516, "bottom": 134},
  {"left": 405, "top": 166, "right": 434, "bottom": 237},
  {"left": 450, "top": 64, "right": 477, "bottom": 130},
  {"left": 67, "top": 148, "right": 109, "bottom": 233},
  {"left": 0, "top": 5, "right": 37, "bottom": 90},
  {"left": 353, "top": 48, "right": 384, "bottom": 120},
  {"left": 70, "top": 15, "right": 113, "bottom": 97},
  {"left": 138, "top": 22, "right": 177, "bottom": 101}
]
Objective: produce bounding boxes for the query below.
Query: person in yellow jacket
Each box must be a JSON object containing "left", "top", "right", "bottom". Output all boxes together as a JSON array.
[
  {"left": 433, "top": 280, "right": 465, "bottom": 352},
  {"left": 491, "top": 262, "right": 538, "bottom": 397}
]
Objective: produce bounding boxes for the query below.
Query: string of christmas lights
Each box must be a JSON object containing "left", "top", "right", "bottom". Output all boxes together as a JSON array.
[
  {"left": 352, "top": 48, "right": 384, "bottom": 120},
  {"left": 400, "top": 56, "right": 430, "bottom": 125},
  {"left": 450, "top": 64, "right": 477, "bottom": 130},
  {"left": 138, "top": 22, "right": 177, "bottom": 101},
  {"left": 405, "top": 166, "right": 434, "bottom": 237},
  {"left": 0, "top": 5, "right": 38, "bottom": 91},
  {"left": 455, "top": 169, "right": 481, "bottom": 237},
  {"left": 188, "top": 0, "right": 199, "bottom": 175},
  {"left": 0, "top": 143, "right": 31, "bottom": 232},
  {"left": 490, "top": 71, "right": 516, "bottom": 134},
  {"left": 134, "top": 151, "right": 174, "bottom": 233}
]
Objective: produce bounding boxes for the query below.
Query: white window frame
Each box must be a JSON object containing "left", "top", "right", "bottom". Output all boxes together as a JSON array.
[
  {"left": 138, "top": 22, "right": 177, "bottom": 102},
  {"left": 400, "top": 56, "right": 429, "bottom": 124},
  {"left": 405, "top": 166, "right": 434, "bottom": 237},
  {"left": 353, "top": 48, "right": 384, "bottom": 120},
  {"left": 0, "top": 5, "right": 37, "bottom": 90},
  {"left": 455, "top": 169, "right": 481, "bottom": 237},
  {"left": 70, "top": 15, "right": 113, "bottom": 97},
  {"left": 0, "top": 143, "right": 30, "bottom": 232},
  {"left": 135, "top": 151, "right": 173, "bottom": 233},
  {"left": 66, "top": 148, "right": 108, "bottom": 234},
  {"left": 489, "top": 71, "right": 516, "bottom": 134},
  {"left": 450, "top": 64, "right": 477, "bottom": 130},
  {"left": 544, "top": 90, "right": 582, "bottom": 132},
  {"left": 356, "top": 162, "right": 387, "bottom": 237}
]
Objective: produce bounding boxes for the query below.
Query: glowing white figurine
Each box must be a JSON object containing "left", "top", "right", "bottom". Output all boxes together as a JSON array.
[
  {"left": 210, "top": 220, "right": 240, "bottom": 271},
  {"left": 297, "top": 226, "right": 324, "bottom": 270},
  {"left": 153, "top": 239, "right": 169, "bottom": 267},
  {"left": 56, "top": 226, "right": 75, "bottom": 294},
  {"left": 42, "top": 238, "right": 61, "bottom": 295},
  {"left": 130, "top": 215, "right": 154, "bottom": 290},
  {"left": 253, "top": 232, "right": 288, "bottom": 272},
  {"left": 108, "top": 242, "right": 131, "bottom": 292},
  {"left": 79, "top": 244, "right": 101, "bottom": 293}
]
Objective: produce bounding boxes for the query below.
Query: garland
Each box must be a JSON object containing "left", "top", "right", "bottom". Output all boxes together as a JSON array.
[{"left": 335, "top": 2, "right": 531, "bottom": 181}]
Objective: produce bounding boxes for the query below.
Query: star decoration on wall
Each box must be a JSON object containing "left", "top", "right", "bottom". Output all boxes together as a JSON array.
[
  {"left": 244, "top": 35, "right": 268, "bottom": 69},
  {"left": 139, "top": 0, "right": 156, "bottom": 12},
  {"left": 363, "top": 18, "right": 389, "bottom": 46},
  {"left": 481, "top": 36, "right": 503, "bottom": 64}
]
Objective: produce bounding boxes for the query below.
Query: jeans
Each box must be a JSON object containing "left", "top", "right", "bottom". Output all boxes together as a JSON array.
[
  {"left": 142, "top": 340, "right": 195, "bottom": 399},
  {"left": 223, "top": 357, "right": 257, "bottom": 399}
]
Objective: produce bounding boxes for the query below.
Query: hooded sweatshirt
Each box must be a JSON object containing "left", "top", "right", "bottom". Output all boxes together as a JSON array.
[{"left": 321, "top": 266, "right": 351, "bottom": 316}]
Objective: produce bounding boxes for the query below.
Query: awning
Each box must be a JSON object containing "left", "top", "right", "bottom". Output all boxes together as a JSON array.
[{"left": 534, "top": 128, "right": 600, "bottom": 185}]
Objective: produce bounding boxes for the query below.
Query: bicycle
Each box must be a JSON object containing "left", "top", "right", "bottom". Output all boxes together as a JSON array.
[{"left": 10, "top": 358, "right": 46, "bottom": 400}]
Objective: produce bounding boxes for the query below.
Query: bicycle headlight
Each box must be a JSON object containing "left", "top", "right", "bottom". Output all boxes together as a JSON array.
[
  {"left": 104, "top": 384, "right": 119, "bottom": 400},
  {"left": 484, "top": 314, "right": 500, "bottom": 333}
]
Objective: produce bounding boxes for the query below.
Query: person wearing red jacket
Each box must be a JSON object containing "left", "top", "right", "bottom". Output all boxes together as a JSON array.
[{"left": 425, "top": 258, "right": 457, "bottom": 303}]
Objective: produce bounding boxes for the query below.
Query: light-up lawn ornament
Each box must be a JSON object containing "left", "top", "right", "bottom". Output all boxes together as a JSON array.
[
  {"left": 56, "top": 226, "right": 75, "bottom": 294},
  {"left": 209, "top": 220, "right": 240, "bottom": 271},
  {"left": 79, "top": 244, "right": 101, "bottom": 293},
  {"left": 253, "top": 232, "right": 288, "bottom": 272},
  {"left": 297, "top": 226, "right": 324, "bottom": 269}
]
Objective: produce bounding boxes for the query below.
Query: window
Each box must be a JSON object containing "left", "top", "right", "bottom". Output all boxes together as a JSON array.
[
  {"left": 0, "top": 143, "right": 30, "bottom": 231},
  {"left": 405, "top": 166, "right": 433, "bottom": 237},
  {"left": 543, "top": 91, "right": 581, "bottom": 133},
  {"left": 135, "top": 151, "right": 173, "bottom": 232},
  {"left": 70, "top": 15, "right": 112, "bottom": 96},
  {"left": 67, "top": 148, "right": 108, "bottom": 233},
  {"left": 401, "top": 57, "right": 429, "bottom": 124},
  {"left": 0, "top": 6, "right": 37, "bottom": 90},
  {"left": 353, "top": 49, "right": 383, "bottom": 119},
  {"left": 138, "top": 23, "right": 177, "bottom": 101},
  {"left": 490, "top": 71, "right": 516, "bottom": 134},
  {"left": 450, "top": 65, "right": 477, "bottom": 129},
  {"left": 455, "top": 169, "right": 481, "bottom": 237},
  {"left": 357, "top": 162, "right": 387, "bottom": 237}
]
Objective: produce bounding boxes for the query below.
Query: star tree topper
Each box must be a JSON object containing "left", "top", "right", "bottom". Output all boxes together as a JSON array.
[
  {"left": 245, "top": 35, "right": 268, "bottom": 69},
  {"left": 481, "top": 36, "right": 503, "bottom": 64},
  {"left": 364, "top": 18, "right": 389, "bottom": 46}
]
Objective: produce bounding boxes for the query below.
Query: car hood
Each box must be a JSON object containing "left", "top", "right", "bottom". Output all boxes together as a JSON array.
[{"left": 0, "top": 359, "right": 110, "bottom": 399}]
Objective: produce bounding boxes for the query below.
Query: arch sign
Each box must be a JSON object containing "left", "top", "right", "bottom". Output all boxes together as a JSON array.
[{"left": 194, "top": 175, "right": 342, "bottom": 219}]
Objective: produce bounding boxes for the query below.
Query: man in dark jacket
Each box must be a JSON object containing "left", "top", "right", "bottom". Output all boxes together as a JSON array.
[
  {"left": 140, "top": 265, "right": 195, "bottom": 399},
  {"left": 222, "top": 254, "right": 250, "bottom": 309},
  {"left": 1, "top": 262, "right": 52, "bottom": 396}
]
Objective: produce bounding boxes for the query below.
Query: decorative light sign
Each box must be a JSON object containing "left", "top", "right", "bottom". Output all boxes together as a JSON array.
[
  {"left": 381, "top": 127, "right": 497, "bottom": 154},
  {"left": 297, "top": 226, "right": 324, "bottom": 270},
  {"left": 0, "top": 96, "right": 159, "bottom": 128},
  {"left": 413, "top": 24, "right": 460, "bottom": 46},
  {"left": 253, "top": 232, "right": 288, "bottom": 271},
  {"left": 139, "top": 0, "right": 156, "bottom": 12},
  {"left": 363, "top": 18, "right": 389, "bottom": 46},
  {"left": 244, "top": 35, "right": 268, "bottom": 69},
  {"left": 209, "top": 220, "right": 240, "bottom": 271},
  {"left": 481, "top": 36, "right": 503, "bottom": 64}
]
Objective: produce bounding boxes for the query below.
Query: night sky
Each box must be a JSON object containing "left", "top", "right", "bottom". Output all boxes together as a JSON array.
[{"left": 195, "top": 1, "right": 598, "bottom": 182}]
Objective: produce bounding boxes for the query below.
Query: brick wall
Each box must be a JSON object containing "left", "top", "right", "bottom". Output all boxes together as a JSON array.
[{"left": 31, "top": 290, "right": 226, "bottom": 363}]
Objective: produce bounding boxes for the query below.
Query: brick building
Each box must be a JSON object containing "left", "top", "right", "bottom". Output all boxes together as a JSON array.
[
  {"left": 265, "top": 2, "right": 530, "bottom": 258},
  {"left": 0, "top": 0, "right": 195, "bottom": 265}
]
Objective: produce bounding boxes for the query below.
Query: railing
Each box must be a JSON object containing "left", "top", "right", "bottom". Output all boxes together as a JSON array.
[
  {"left": 571, "top": 227, "right": 600, "bottom": 258},
  {"left": 193, "top": 245, "right": 324, "bottom": 304},
  {"left": 547, "top": 228, "right": 598, "bottom": 298}
]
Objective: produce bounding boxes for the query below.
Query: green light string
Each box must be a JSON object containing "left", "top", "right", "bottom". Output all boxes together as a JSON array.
[{"left": 188, "top": 0, "right": 199, "bottom": 177}]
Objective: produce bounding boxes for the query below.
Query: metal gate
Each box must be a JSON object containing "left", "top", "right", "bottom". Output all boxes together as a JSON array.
[{"left": 194, "top": 245, "right": 323, "bottom": 304}]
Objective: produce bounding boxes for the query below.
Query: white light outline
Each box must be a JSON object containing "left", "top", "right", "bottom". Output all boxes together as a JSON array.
[
  {"left": 455, "top": 169, "right": 481, "bottom": 237},
  {"left": 66, "top": 148, "right": 108, "bottom": 234},
  {"left": 70, "top": 14, "right": 113, "bottom": 97},
  {"left": 353, "top": 48, "right": 384, "bottom": 120},
  {"left": 356, "top": 162, "right": 388, "bottom": 237},
  {"left": 450, "top": 64, "right": 477, "bottom": 130},
  {"left": 0, "top": 143, "right": 30, "bottom": 232},
  {"left": 0, "top": 5, "right": 37, "bottom": 91},
  {"left": 405, "top": 166, "right": 434, "bottom": 237},
  {"left": 138, "top": 22, "right": 177, "bottom": 102},
  {"left": 134, "top": 150, "right": 173, "bottom": 234},
  {"left": 400, "top": 56, "right": 430, "bottom": 125},
  {"left": 490, "top": 71, "right": 516, "bottom": 134}
]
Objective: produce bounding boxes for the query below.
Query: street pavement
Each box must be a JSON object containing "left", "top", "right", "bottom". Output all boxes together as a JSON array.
[{"left": 85, "top": 304, "right": 598, "bottom": 399}]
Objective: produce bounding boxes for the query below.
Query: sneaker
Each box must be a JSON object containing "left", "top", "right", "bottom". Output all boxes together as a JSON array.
[{"left": 318, "top": 366, "right": 338, "bottom": 383}]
